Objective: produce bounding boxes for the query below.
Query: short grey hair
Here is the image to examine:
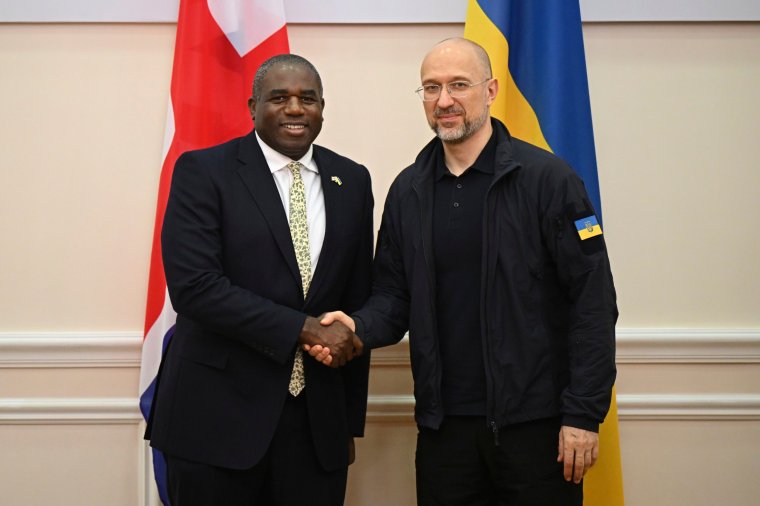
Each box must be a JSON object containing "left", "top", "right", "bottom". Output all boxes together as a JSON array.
[{"left": 252, "top": 54, "right": 323, "bottom": 102}]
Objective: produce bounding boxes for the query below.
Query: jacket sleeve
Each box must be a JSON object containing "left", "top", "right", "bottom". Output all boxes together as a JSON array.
[
  {"left": 162, "top": 150, "right": 307, "bottom": 364},
  {"left": 542, "top": 171, "right": 618, "bottom": 432},
  {"left": 338, "top": 167, "right": 374, "bottom": 437},
  {"left": 352, "top": 180, "right": 411, "bottom": 350}
]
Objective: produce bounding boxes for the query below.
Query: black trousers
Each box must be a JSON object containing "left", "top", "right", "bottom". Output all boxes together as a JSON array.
[
  {"left": 416, "top": 417, "right": 583, "bottom": 506},
  {"left": 165, "top": 393, "right": 348, "bottom": 506}
]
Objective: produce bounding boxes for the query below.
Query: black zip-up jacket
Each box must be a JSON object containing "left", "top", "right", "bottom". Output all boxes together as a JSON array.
[{"left": 354, "top": 119, "right": 617, "bottom": 433}]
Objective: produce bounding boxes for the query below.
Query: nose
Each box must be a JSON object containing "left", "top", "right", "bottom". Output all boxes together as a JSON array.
[
  {"left": 284, "top": 96, "right": 304, "bottom": 114},
  {"left": 436, "top": 86, "right": 455, "bottom": 108}
]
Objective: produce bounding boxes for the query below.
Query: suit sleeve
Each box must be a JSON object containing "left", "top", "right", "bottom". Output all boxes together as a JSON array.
[
  {"left": 542, "top": 171, "right": 618, "bottom": 432},
  {"left": 162, "top": 150, "right": 306, "bottom": 364},
  {"left": 338, "top": 167, "right": 374, "bottom": 437}
]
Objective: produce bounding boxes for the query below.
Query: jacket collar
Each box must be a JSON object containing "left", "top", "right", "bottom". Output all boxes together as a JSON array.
[{"left": 411, "top": 118, "right": 520, "bottom": 188}]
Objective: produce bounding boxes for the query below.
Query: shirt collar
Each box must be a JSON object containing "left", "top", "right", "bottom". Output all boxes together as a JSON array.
[
  {"left": 434, "top": 129, "right": 497, "bottom": 181},
  {"left": 255, "top": 131, "right": 318, "bottom": 175}
]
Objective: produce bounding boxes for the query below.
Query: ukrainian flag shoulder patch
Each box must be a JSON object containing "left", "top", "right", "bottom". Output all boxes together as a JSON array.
[{"left": 574, "top": 215, "right": 603, "bottom": 240}]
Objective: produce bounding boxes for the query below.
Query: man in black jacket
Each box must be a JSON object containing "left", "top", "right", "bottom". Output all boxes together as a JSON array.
[{"left": 312, "top": 38, "right": 617, "bottom": 505}]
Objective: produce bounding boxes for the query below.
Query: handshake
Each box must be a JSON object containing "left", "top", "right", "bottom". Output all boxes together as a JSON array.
[{"left": 298, "top": 311, "right": 360, "bottom": 367}]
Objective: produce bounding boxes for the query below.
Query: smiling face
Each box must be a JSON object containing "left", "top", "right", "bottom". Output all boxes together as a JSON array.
[
  {"left": 420, "top": 39, "right": 496, "bottom": 144},
  {"left": 248, "top": 63, "right": 325, "bottom": 159}
]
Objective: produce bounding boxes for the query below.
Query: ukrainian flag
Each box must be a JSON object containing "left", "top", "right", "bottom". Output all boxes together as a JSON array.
[
  {"left": 464, "top": 1, "right": 624, "bottom": 504},
  {"left": 576, "top": 215, "right": 603, "bottom": 240}
]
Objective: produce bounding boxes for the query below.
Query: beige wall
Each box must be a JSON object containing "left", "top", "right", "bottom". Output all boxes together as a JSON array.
[{"left": 1, "top": 21, "right": 759, "bottom": 505}]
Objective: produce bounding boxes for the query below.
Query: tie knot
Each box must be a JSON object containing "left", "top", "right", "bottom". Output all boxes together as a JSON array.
[{"left": 287, "top": 161, "right": 303, "bottom": 175}]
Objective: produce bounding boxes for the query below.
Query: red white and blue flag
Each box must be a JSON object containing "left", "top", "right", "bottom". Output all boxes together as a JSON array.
[{"left": 139, "top": 0, "right": 290, "bottom": 502}]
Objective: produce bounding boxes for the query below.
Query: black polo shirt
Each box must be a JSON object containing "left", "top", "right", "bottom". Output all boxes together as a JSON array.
[{"left": 432, "top": 132, "right": 496, "bottom": 416}]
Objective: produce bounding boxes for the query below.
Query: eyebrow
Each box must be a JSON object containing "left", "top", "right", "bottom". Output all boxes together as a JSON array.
[
  {"left": 268, "top": 88, "right": 319, "bottom": 96},
  {"left": 423, "top": 76, "right": 472, "bottom": 84}
]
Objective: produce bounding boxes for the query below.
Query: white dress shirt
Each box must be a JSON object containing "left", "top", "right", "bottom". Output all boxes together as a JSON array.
[{"left": 255, "top": 132, "right": 325, "bottom": 275}]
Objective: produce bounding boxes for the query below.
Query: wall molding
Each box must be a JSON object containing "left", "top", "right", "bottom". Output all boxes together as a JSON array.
[
  {"left": 0, "top": 397, "right": 141, "bottom": 424},
  {"left": 0, "top": 329, "right": 755, "bottom": 506},
  {"left": 615, "top": 328, "right": 760, "bottom": 364},
  {"left": 1, "top": 328, "right": 759, "bottom": 368},
  {"left": 1, "top": 394, "right": 758, "bottom": 425},
  {"left": 617, "top": 394, "right": 760, "bottom": 421},
  {"left": 372, "top": 328, "right": 760, "bottom": 366},
  {"left": 365, "top": 394, "right": 760, "bottom": 422},
  {"left": 0, "top": 331, "right": 142, "bottom": 368}
]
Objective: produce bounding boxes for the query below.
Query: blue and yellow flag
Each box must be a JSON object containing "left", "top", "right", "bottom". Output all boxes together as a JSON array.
[
  {"left": 575, "top": 215, "right": 603, "bottom": 240},
  {"left": 465, "top": 1, "right": 623, "bottom": 504}
]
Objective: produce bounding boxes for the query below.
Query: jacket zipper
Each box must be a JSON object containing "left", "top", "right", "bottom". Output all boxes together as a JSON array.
[
  {"left": 481, "top": 162, "right": 517, "bottom": 447},
  {"left": 490, "top": 421, "right": 500, "bottom": 446},
  {"left": 482, "top": 178, "right": 498, "bottom": 446},
  {"left": 412, "top": 181, "right": 442, "bottom": 418}
]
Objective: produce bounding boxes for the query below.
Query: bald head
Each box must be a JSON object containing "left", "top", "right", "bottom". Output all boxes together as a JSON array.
[
  {"left": 421, "top": 38, "right": 492, "bottom": 81},
  {"left": 418, "top": 37, "right": 497, "bottom": 146}
]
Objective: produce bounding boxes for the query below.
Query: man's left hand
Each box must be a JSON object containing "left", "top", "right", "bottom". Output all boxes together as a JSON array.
[{"left": 557, "top": 425, "right": 599, "bottom": 484}]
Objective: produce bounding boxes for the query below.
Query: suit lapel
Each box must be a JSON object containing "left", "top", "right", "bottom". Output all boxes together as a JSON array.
[
  {"left": 236, "top": 132, "right": 302, "bottom": 290},
  {"left": 306, "top": 148, "right": 340, "bottom": 305}
]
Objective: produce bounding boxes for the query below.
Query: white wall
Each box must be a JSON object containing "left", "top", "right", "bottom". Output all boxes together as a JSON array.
[{"left": 1, "top": 21, "right": 759, "bottom": 506}]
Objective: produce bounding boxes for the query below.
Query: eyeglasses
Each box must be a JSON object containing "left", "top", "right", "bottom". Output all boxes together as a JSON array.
[{"left": 415, "top": 79, "right": 491, "bottom": 101}]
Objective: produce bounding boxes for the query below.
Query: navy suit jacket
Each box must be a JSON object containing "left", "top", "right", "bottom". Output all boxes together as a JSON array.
[{"left": 146, "top": 130, "right": 373, "bottom": 471}]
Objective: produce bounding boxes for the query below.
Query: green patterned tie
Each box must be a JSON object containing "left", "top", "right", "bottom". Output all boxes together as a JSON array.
[{"left": 287, "top": 161, "right": 311, "bottom": 396}]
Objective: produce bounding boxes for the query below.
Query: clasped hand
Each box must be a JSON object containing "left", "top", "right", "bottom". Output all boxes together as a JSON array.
[
  {"left": 299, "top": 312, "right": 361, "bottom": 368},
  {"left": 302, "top": 311, "right": 358, "bottom": 368}
]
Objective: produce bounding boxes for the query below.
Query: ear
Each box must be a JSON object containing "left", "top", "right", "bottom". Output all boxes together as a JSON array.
[
  {"left": 486, "top": 78, "right": 499, "bottom": 106},
  {"left": 247, "top": 97, "right": 256, "bottom": 117}
]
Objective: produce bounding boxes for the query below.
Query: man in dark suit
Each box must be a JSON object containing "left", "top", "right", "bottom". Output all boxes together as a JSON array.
[{"left": 146, "top": 54, "right": 373, "bottom": 505}]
